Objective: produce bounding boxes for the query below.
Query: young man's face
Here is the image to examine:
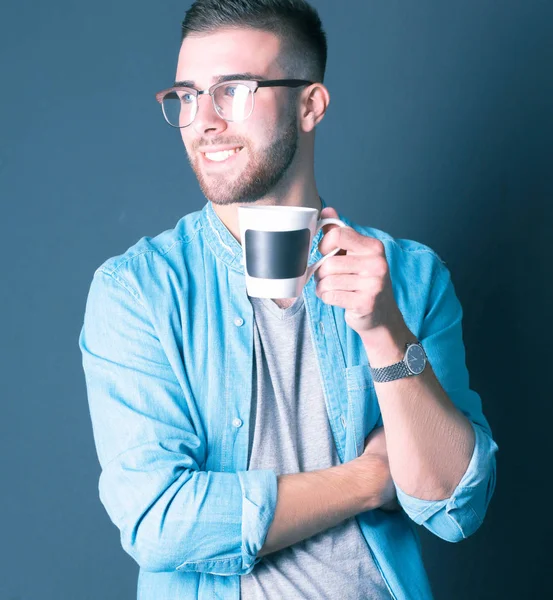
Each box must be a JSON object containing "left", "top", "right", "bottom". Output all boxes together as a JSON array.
[{"left": 175, "top": 28, "right": 301, "bottom": 205}]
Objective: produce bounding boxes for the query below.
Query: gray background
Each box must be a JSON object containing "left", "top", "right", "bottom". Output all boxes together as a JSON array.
[{"left": 1, "top": 0, "right": 551, "bottom": 598}]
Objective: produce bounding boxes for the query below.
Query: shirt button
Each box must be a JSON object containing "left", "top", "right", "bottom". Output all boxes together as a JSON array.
[
  {"left": 232, "top": 418, "right": 243, "bottom": 428},
  {"left": 234, "top": 317, "right": 244, "bottom": 327}
]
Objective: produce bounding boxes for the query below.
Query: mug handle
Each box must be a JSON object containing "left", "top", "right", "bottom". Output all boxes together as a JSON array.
[{"left": 305, "top": 217, "right": 348, "bottom": 281}]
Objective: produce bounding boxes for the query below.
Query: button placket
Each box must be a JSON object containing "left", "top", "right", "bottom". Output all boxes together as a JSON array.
[{"left": 231, "top": 318, "right": 244, "bottom": 430}]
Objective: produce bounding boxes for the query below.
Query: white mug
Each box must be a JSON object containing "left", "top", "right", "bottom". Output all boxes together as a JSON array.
[{"left": 238, "top": 205, "right": 347, "bottom": 298}]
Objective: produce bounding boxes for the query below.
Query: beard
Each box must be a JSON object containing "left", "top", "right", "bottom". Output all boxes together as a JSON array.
[{"left": 187, "top": 108, "right": 299, "bottom": 206}]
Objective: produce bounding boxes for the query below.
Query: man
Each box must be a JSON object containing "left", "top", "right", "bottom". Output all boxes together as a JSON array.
[{"left": 79, "top": 1, "right": 498, "bottom": 598}]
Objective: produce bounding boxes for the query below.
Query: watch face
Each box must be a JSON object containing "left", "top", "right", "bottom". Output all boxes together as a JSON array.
[{"left": 406, "top": 344, "right": 426, "bottom": 374}]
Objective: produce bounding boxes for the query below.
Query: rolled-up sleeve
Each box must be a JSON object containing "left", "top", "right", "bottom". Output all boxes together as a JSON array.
[
  {"left": 393, "top": 254, "right": 499, "bottom": 543},
  {"left": 79, "top": 267, "right": 277, "bottom": 574}
]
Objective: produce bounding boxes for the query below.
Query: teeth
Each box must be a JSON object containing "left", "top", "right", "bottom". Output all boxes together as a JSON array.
[{"left": 204, "top": 148, "right": 241, "bottom": 162}]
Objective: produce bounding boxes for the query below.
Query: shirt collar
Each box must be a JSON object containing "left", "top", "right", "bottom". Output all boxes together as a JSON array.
[{"left": 200, "top": 196, "right": 330, "bottom": 274}]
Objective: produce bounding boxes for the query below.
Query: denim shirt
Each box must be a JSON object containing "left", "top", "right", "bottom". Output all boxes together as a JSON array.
[{"left": 79, "top": 197, "right": 498, "bottom": 600}]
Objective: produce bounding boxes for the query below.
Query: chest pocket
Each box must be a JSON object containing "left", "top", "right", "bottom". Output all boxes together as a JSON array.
[{"left": 344, "top": 364, "right": 382, "bottom": 461}]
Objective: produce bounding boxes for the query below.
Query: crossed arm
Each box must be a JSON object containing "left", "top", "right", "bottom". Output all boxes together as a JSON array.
[
  {"left": 259, "top": 426, "right": 397, "bottom": 557},
  {"left": 80, "top": 264, "right": 497, "bottom": 574}
]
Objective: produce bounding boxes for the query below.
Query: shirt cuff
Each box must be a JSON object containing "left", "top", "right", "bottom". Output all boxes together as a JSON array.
[
  {"left": 237, "top": 468, "right": 278, "bottom": 573},
  {"left": 393, "top": 420, "right": 498, "bottom": 529}
]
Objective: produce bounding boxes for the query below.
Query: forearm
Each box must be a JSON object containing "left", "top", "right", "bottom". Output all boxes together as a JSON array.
[
  {"left": 258, "top": 457, "right": 384, "bottom": 557},
  {"left": 361, "top": 324, "right": 475, "bottom": 501}
]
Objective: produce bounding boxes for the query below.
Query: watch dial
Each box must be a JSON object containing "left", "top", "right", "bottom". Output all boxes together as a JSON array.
[{"left": 407, "top": 344, "right": 426, "bottom": 374}]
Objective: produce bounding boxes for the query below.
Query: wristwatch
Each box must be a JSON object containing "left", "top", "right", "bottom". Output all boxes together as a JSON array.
[{"left": 369, "top": 342, "right": 427, "bottom": 383}]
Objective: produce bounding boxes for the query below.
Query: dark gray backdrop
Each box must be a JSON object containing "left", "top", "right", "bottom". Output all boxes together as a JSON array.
[{"left": 2, "top": 1, "right": 551, "bottom": 598}]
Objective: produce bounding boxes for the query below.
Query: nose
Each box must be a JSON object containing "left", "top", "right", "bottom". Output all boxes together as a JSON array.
[{"left": 192, "top": 92, "right": 228, "bottom": 136}]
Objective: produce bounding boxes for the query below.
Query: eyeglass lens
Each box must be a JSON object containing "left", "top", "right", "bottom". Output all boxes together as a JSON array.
[{"left": 162, "top": 82, "right": 254, "bottom": 128}]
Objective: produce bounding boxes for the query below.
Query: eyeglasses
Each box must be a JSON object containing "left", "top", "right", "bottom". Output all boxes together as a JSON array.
[{"left": 155, "top": 79, "right": 313, "bottom": 128}]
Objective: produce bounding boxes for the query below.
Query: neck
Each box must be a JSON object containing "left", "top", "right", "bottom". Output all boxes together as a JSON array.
[{"left": 210, "top": 176, "right": 322, "bottom": 246}]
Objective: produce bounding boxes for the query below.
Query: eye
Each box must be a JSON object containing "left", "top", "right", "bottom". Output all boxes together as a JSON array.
[
  {"left": 223, "top": 85, "right": 238, "bottom": 98},
  {"left": 176, "top": 90, "right": 195, "bottom": 104}
]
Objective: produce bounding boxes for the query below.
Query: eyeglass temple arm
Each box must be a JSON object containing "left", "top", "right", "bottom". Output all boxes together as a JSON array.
[{"left": 256, "top": 79, "right": 314, "bottom": 88}]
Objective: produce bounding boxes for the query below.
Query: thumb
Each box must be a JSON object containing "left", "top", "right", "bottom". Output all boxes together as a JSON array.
[
  {"left": 320, "top": 206, "right": 340, "bottom": 235},
  {"left": 319, "top": 206, "right": 347, "bottom": 256}
]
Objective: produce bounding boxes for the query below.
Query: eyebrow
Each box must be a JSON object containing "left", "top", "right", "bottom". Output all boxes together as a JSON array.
[{"left": 173, "top": 72, "right": 268, "bottom": 88}]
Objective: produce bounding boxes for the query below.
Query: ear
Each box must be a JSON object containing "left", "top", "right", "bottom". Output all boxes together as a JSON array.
[{"left": 299, "top": 83, "right": 330, "bottom": 133}]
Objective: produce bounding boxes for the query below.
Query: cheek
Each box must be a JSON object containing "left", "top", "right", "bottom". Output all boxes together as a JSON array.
[
  {"left": 252, "top": 94, "right": 281, "bottom": 127},
  {"left": 245, "top": 116, "right": 277, "bottom": 150}
]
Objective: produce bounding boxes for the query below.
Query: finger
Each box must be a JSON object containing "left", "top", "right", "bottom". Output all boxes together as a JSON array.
[
  {"left": 316, "top": 289, "right": 371, "bottom": 313},
  {"left": 317, "top": 254, "right": 386, "bottom": 279},
  {"left": 316, "top": 273, "right": 366, "bottom": 295},
  {"left": 319, "top": 226, "right": 384, "bottom": 257}
]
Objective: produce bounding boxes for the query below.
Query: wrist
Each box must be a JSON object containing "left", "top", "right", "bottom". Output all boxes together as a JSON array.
[{"left": 360, "top": 324, "right": 417, "bottom": 368}]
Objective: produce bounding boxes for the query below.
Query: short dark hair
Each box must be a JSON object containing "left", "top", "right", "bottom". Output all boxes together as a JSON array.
[{"left": 181, "top": 0, "right": 328, "bottom": 82}]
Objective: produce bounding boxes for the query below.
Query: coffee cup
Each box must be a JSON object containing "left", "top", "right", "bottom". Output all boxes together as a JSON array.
[{"left": 238, "top": 205, "right": 347, "bottom": 298}]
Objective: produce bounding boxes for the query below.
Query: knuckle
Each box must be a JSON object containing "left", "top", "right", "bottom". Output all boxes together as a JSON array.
[
  {"left": 373, "top": 238, "right": 385, "bottom": 253},
  {"left": 375, "top": 278, "right": 385, "bottom": 292},
  {"left": 375, "top": 257, "right": 388, "bottom": 276},
  {"left": 367, "top": 279, "right": 382, "bottom": 294},
  {"left": 355, "top": 301, "right": 366, "bottom": 313}
]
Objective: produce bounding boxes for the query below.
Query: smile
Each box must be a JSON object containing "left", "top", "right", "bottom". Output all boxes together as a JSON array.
[{"left": 202, "top": 147, "right": 244, "bottom": 162}]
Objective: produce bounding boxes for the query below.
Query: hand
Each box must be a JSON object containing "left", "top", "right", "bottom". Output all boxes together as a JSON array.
[
  {"left": 316, "top": 207, "right": 407, "bottom": 341},
  {"left": 356, "top": 426, "right": 401, "bottom": 512}
]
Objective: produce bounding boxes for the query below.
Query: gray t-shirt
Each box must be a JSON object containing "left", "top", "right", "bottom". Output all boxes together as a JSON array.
[{"left": 239, "top": 295, "right": 391, "bottom": 600}]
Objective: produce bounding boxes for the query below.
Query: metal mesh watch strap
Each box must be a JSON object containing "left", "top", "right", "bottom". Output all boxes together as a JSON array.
[{"left": 370, "top": 359, "right": 412, "bottom": 383}]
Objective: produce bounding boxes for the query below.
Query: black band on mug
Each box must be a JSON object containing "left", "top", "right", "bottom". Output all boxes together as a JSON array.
[{"left": 245, "top": 228, "right": 311, "bottom": 279}]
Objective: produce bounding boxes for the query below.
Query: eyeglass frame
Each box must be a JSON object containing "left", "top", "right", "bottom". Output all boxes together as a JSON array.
[{"left": 155, "top": 78, "right": 314, "bottom": 128}]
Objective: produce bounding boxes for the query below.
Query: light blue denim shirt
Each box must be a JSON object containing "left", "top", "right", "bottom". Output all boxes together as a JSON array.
[{"left": 79, "top": 197, "right": 498, "bottom": 600}]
